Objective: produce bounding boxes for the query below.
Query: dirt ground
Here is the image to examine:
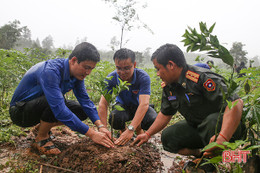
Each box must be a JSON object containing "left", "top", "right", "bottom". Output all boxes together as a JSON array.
[
  {"left": 0, "top": 126, "right": 191, "bottom": 173},
  {"left": 1, "top": 126, "right": 258, "bottom": 173}
]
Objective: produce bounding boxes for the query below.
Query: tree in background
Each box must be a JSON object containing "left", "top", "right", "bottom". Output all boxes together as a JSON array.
[
  {"left": 0, "top": 20, "right": 23, "bottom": 49},
  {"left": 14, "top": 26, "right": 33, "bottom": 51},
  {"left": 109, "top": 36, "right": 120, "bottom": 52},
  {"left": 103, "top": 0, "right": 153, "bottom": 49},
  {"left": 135, "top": 51, "right": 145, "bottom": 67},
  {"left": 41, "top": 35, "right": 54, "bottom": 55},
  {"left": 42, "top": 35, "right": 54, "bottom": 50},
  {"left": 230, "top": 42, "right": 248, "bottom": 66}
]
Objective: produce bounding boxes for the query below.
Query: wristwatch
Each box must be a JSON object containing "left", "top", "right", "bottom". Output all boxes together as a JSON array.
[
  {"left": 97, "top": 124, "right": 105, "bottom": 130},
  {"left": 127, "top": 125, "right": 135, "bottom": 131}
]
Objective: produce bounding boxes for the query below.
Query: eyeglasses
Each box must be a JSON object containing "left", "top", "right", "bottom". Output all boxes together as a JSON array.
[{"left": 116, "top": 65, "right": 133, "bottom": 72}]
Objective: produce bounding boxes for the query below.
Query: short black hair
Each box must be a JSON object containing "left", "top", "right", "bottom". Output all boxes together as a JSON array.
[
  {"left": 69, "top": 42, "right": 100, "bottom": 63},
  {"left": 151, "top": 44, "right": 186, "bottom": 67},
  {"left": 113, "top": 48, "right": 135, "bottom": 63}
]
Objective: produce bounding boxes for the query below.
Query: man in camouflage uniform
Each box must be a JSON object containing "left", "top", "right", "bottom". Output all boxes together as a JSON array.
[{"left": 133, "top": 44, "right": 245, "bottom": 157}]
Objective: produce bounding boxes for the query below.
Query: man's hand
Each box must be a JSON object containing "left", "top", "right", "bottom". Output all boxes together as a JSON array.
[
  {"left": 85, "top": 128, "right": 114, "bottom": 148},
  {"left": 131, "top": 133, "right": 150, "bottom": 147},
  {"left": 98, "top": 127, "right": 112, "bottom": 139},
  {"left": 115, "top": 129, "right": 134, "bottom": 145},
  {"left": 204, "top": 134, "right": 227, "bottom": 157}
]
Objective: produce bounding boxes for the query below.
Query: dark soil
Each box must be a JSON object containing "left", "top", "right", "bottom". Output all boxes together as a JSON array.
[
  {"left": 0, "top": 126, "right": 166, "bottom": 173},
  {"left": 50, "top": 138, "right": 162, "bottom": 173},
  {"left": 1, "top": 125, "right": 258, "bottom": 173}
]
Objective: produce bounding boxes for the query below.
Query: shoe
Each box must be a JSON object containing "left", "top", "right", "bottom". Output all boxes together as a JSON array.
[
  {"left": 31, "top": 137, "right": 61, "bottom": 155},
  {"left": 30, "top": 126, "right": 55, "bottom": 139}
]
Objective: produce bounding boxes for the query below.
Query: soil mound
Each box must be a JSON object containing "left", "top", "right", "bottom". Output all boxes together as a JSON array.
[{"left": 51, "top": 138, "right": 163, "bottom": 173}]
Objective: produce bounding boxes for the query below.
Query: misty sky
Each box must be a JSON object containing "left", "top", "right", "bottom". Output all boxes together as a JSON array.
[{"left": 1, "top": 0, "right": 259, "bottom": 58}]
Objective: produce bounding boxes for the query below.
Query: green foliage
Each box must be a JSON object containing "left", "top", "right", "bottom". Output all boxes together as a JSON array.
[
  {"left": 0, "top": 20, "right": 24, "bottom": 49},
  {"left": 0, "top": 158, "right": 39, "bottom": 173},
  {"left": 182, "top": 22, "right": 234, "bottom": 66},
  {"left": 97, "top": 76, "right": 130, "bottom": 110},
  {"left": 201, "top": 140, "right": 260, "bottom": 172},
  {"left": 85, "top": 60, "right": 116, "bottom": 103},
  {"left": 0, "top": 49, "right": 42, "bottom": 108},
  {"left": 235, "top": 67, "right": 260, "bottom": 155},
  {"left": 0, "top": 48, "right": 55, "bottom": 145},
  {"left": 94, "top": 69, "right": 130, "bottom": 140},
  {"left": 0, "top": 109, "right": 26, "bottom": 144},
  {"left": 183, "top": 21, "right": 260, "bottom": 170},
  {"left": 226, "top": 100, "right": 238, "bottom": 110},
  {"left": 144, "top": 67, "right": 162, "bottom": 113}
]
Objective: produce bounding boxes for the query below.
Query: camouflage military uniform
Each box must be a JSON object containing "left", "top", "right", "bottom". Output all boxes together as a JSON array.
[{"left": 160, "top": 65, "right": 245, "bottom": 153}]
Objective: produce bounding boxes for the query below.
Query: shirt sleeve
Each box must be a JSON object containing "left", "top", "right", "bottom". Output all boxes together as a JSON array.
[
  {"left": 160, "top": 87, "right": 178, "bottom": 116},
  {"left": 39, "top": 69, "right": 90, "bottom": 135},
  {"left": 139, "top": 73, "right": 151, "bottom": 95},
  {"left": 73, "top": 80, "right": 100, "bottom": 124}
]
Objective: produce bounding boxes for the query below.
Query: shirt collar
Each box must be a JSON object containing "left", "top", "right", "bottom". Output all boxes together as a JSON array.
[
  {"left": 116, "top": 68, "right": 137, "bottom": 85},
  {"left": 168, "top": 65, "right": 188, "bottom": 89}
]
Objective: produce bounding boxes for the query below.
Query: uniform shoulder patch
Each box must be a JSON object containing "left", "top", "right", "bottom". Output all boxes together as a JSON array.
[
  {"left": 161, "top": 82, "right": 166, "bottom": 88},
  {"left": 203, "top": 79, "right": 216, "bottom": 91},
  {"left": 186, "top": 70, "right": 200, "bottom": 83}
]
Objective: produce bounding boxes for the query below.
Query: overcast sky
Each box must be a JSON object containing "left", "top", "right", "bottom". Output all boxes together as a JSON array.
[{"left": 1, "top": 0, "right": 259, "bottom": 58}]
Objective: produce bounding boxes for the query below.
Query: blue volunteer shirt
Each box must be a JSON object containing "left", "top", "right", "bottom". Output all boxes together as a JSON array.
[
  {"left": 10, "top": 58, "right": 99, "bottom": 134},
  {"left": 106, "top": 68, "right": 151, "bottom": 106},
  {"left": 194, "top": 63, "right": 210, "bottom": 70}
]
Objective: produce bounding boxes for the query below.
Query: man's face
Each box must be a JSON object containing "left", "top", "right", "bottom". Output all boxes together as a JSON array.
[
  {"left": 70, "top": 57, "right": 97, "bottom": 80},
  {"left": 153, "top": 59, "right": 176, "bottom": 85},
  {"left": 115, "top": 58, "right": 136, "bottom": 82}
]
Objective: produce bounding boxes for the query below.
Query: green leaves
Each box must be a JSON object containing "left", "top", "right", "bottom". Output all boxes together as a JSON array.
[
  {"left": 114, "top": 105, "right": 125, "bottom": 111},
  {"left": 201, "top": 142, "right": 226, "bottom": 152},
  {"left": 226, "top": 100, "right": 238, "bottom": 110},
  {"left": 96, "top": 75, "right": 130, "bottom": 110},
  {"left": 181, "top": 22, "right": 234, "bottom": 67},
  {"left": 223, "top": 140, "right": 246, "bottom": 150},
  {"left": 244, "top": 79, "right": 250, "bottom": 94}
]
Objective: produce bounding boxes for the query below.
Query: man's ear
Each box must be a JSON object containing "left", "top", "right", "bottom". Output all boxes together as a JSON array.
[
  {"left": 167, "top": 60, "right": 175, "bottom": 70},
  {"left": 71, "top": 56, "right": 78, "bottom": 64},
  {"left": 134, "top": 61, "right": 137, "bottom": 68}
]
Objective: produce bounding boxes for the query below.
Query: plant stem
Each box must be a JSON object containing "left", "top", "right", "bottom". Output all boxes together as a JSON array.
[{"left": 111, "top": 111, "right": 114, "bottom": 143}]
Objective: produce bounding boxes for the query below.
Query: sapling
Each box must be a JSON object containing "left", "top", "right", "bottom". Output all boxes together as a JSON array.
[{"left": 96, "top": 76, "right": 130, "bottom": 142}]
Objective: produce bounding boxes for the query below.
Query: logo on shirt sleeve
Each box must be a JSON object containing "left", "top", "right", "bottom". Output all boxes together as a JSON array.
[
  {"left": 168, "top": 96, "right": 177, "bottom": 101},
  {"left": 203, "top": 79, "right": 216, "bottom": 91}
]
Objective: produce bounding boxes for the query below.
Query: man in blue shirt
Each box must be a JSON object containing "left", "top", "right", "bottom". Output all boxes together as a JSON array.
[
  {"left": 9, "top": 42, "right": 114, "bottom": 155},
  {"left": 194, "top": 60, "right": 214, "bottom": 70},
  {"left": 98, "top": 48, "right": 157, "bottom": 145}
]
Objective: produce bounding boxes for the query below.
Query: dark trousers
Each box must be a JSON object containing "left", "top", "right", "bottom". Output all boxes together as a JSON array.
[
  {"left": 9, "top": 96, "right": 88, "bottom": 127},
  {"left": 161, "top": 112, "right": 246, "bottom": 153},
  {"left": 108, "top": 103, "right": 157, "bottom": 130}
]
